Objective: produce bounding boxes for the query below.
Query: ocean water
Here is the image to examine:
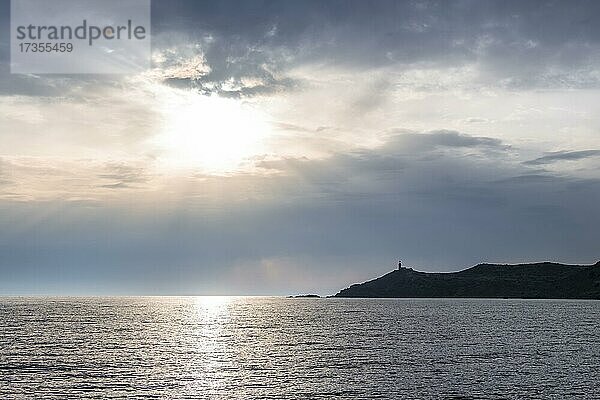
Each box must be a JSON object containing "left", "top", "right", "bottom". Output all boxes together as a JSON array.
[{"left": 1, "top": 297, "right": 599, "bottom": 399}]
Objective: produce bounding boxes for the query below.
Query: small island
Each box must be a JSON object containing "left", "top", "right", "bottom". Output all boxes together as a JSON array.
[
  {"left": 334, "top": 261, "right": 600, "bottom": 299},
  {"left": 287, "top": 294, "right": 321, "bottom": 298}
]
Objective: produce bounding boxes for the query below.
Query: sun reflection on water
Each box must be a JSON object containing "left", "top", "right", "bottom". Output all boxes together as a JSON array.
[
  {"left": 193, "top": 296, "right": 232, "bottom": 316},
  {"left": 188, "top": 296, "right": 236, "bottom": 393}
]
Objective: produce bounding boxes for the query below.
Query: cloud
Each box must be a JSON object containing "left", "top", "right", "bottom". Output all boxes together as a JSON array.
[
  {"left": 1, "top": 130, "right": 598, "bottom": 294},
  {"left": 523, "top": 150, "right": 600, "bottom": 165},
  {"left": 0, "top": 158, "right": 155, "bottom": 201},
  {"left": 0, "top": 158, "right": 14, "bottom": 187},
  {"left": 146, "top": 0, "right": 600, "bottom": 90},
  {"left": 99, "top": 182, "right": 130, "bottom": 189},
  {"left": 463, "top": 117, "right": 491, "bottom": 124},
  {"left": 147, "top": 34, "right": 300, "bottom": 97},
  {"left": 1, "top": 1, "right": 600, "bottom": 294},
  {"left": 2, "top": 0, "right": 600, "bottom": 103},
  {"left": 494, "top": 174, "right": 559, "bottom": 185},
  {"left": 383, "top": 130, "right": 508, "bottom": 154},
  {"left": 97, "top": 162, "right": 152, "bottom": 189}
]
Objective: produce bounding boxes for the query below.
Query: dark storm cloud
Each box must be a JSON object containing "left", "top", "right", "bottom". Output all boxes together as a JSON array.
[
  {"left": 2, "top": 0, "right": 600, "bottom": 96},
  {"left": 2, "top": 131, "right": 597, "bottom": 294},
  {"left": 523, "top": 150, "right": 600, "bottom": 165},
  {"left": 147, "top": 0, "right": 600, "bottom": 92}
]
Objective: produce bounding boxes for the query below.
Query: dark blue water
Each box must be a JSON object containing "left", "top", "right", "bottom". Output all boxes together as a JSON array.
[{"left": 1, "top": 297, "right": 599, "bottom": 399}]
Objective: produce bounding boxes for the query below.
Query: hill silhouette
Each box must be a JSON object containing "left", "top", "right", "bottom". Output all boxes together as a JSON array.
[{"left": 334, "top": 261, "right": 600, "bottom": 299}]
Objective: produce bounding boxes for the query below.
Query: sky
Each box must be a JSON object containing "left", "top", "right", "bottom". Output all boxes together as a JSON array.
[{"left": 0, "top": 0, "right": 599, "bottom": 295}]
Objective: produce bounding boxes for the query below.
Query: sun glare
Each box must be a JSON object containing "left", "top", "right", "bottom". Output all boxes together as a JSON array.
[{"left": 155, "top": 89, "right": 271, "bottom": 173}]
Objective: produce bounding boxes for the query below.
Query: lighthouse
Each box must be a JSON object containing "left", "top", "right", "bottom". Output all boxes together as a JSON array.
[{"left": 398, "top": 260, "right": 402, "bottom": 270}]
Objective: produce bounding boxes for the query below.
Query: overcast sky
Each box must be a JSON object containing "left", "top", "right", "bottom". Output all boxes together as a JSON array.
[{"left": 1, "top": 0, "right": 599, "bottom": 295}]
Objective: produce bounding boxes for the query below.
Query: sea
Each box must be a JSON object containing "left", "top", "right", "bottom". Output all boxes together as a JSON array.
[{"left": 1, "top": 297, "right": 599, "bottom": 399}]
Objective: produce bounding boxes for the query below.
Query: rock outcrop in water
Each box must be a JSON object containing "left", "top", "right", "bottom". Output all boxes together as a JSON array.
[{"left": 334, "top": 261, "right": 600, "bottom": 299}]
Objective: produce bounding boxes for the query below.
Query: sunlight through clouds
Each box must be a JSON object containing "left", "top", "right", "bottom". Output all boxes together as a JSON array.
[{"left": 151, "top": 86, "right": 272, "bottom": 174}]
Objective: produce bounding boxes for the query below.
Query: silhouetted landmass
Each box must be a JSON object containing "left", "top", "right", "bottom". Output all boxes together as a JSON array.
[
  {"left": 288, "top": 294, "right": 321, "bottom": 298},
  {"left": 334, "top": 261, "right": 600, "bottom": 299}
]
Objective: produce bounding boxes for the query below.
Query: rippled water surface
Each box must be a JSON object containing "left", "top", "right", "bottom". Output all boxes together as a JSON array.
[{"left": 1, "top": 297, "right": 599, "bottom": 399}]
